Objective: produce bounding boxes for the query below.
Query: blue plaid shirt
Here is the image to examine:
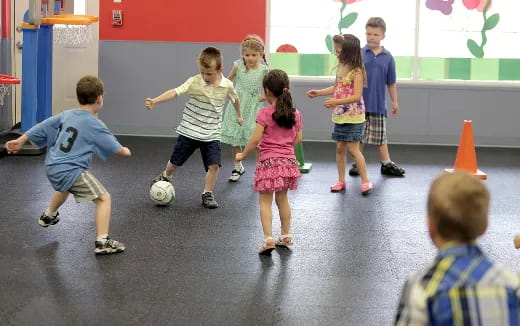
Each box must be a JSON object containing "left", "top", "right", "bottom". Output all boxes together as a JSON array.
[{"left": 395, "top": 244, "right": 520, "bottom": 326}]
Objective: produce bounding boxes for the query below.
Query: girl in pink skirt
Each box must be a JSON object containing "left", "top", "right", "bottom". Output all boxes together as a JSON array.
[{"left": 236, "top": 69, "right": 303, "bottom": 254}]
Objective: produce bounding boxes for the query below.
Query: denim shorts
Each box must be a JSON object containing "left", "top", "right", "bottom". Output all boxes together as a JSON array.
[
  {"left": 170, "top": 135, "right": 221, "bottom": 171},
  {"left": 331, "top": 122, "right": 365, "bottom": 142}
]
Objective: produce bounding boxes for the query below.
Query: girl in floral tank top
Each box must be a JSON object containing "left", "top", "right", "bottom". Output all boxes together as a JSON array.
[{"left": 307, "top": 34, "right": 373, "bottom": 195}]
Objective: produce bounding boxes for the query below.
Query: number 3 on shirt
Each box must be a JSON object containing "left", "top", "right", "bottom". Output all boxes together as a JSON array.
[{"left": 56, "top": 125, "right": 78, "bottom": 153}]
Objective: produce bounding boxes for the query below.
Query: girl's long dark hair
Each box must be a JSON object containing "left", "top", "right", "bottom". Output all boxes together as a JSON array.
[
  {"left": 262, "top": 69, "right": 296, "bottom": 129},
  {"left": 333, "top": 34, "right": 367, "bottom": 82}
]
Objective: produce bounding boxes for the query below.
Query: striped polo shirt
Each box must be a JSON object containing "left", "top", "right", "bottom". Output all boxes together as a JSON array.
[{"left": 174, "top": 74, "right": 238, "bottom": 141}]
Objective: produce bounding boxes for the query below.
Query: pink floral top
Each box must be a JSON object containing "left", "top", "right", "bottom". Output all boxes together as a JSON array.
[{"left": 331, "top": 70, "right": 366, "bottom": 124}]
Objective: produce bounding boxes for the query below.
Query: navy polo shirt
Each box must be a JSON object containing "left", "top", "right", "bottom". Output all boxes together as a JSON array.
[{"left": 362, "top": 46, "right": 396, "bottom": 116}]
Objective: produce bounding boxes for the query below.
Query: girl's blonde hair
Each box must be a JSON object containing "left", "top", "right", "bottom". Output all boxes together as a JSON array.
[{"left": 241, "top": 34, "right": 268, "bottom": 70}]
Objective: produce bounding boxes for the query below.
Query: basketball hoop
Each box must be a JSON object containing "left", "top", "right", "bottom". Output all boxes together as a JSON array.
[
  {"left": 41, "top": 14, "right": 98, "bottom": 47},
  {"left": 0, "top": 74, "right": 20, "bottom": 107}
]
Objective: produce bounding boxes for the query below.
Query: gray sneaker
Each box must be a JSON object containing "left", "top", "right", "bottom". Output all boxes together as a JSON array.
[
  {"left": 95, "top": 238, "right": 125, "bottom": 255},
  {"left": 38, "top": 212, "right": 60, "bottom": 227},
  {"left": 202, "top": 192, "right": 219, "bottom": 209}
]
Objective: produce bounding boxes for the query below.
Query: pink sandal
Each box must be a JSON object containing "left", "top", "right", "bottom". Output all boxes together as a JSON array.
[
  {"left": 275, "top": 234, "right": 293, "bottom": 247},
  {"left": 361, "top": 181, "right": 373, "bottom": 195},
  {"left": 259, "top": 237, "right": 276, "bottom": 254},
  {"left": 330, "top": 181, "right": 346, "bottom": 192}
]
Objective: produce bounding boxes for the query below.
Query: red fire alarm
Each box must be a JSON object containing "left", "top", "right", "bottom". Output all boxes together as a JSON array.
[{"left": 112, "top": 10, "right": 123, "bottom": 26}]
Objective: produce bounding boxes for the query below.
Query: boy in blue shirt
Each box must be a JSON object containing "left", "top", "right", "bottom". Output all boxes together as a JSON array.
[
  {"left": 395, "top": 172, "right": 520, "bottom": 325},
  {"left": 350, "top": 17, "right": 405, "bottom": 177},
  {"left": 5, "top": 75, "right": 131, "bottom": 255}
]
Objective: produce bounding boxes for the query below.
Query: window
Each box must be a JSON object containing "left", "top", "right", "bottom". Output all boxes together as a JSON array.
[{"left": 269, "top": 0, "right": 520, "bottom": 82}]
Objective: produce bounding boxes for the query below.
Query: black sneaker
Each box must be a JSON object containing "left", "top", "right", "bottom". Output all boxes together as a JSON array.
[
  {"left": 349, "top": 163, "right": 359, "bottom": 176},
  {"left": 38, "top": 212, "right": 60, "bottom": 227},
  {"left": 150, "top": 174, "right": 171, "bottom": 187},
  {"left": 95, "top": 238, "right": 125, "bottom": 255},
  {"left": 381, "top": 162, "right": 405, "bottom": 176},
  {"left": 202, "top": 192, "right": 219, "bottom": 209}
]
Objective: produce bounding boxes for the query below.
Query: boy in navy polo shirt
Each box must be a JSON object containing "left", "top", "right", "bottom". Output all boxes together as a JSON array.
[
  {"left": 350, "top": 17, "right": 405, "bottom": 177},
  {"left": 5, "top": 76, "right": 131, "bottom": 255}
]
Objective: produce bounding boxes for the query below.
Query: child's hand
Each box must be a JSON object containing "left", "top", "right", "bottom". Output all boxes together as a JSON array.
[
  {"left": 235, "top": 153, "right": 244, "bottom": 161},
  {"left": 324, "top": 98, "right": 338, "bottom": 108},
  {"left": 258, "top": 95, "right": 265, "bottom": 102},
  {"left": 392, "top": 102, "right": 399, "bottom": 116},
  {"left": 307, "top": 90, "right": 319, "bottom": 98},
  {"left": 237, "top": 116, "right": 244, "bottom": 126},
  {"left": 144, "top": 98, "right": 155, "bottom": 110},
  {"left": 5, "top": 139, "right": 22, "bottom": 154}
]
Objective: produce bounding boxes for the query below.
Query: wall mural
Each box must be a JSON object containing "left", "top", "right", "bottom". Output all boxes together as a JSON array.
[
  {"left": 325, "top": 0, "right": 362, "bottom": 54},
  {"left": 426, "top": 0, "right": 500, "bottom": 58}
]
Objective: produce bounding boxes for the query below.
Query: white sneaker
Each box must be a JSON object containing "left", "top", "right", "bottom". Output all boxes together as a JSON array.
[{"left": 228, "top": 166, "right": 245, "bottom": 182}]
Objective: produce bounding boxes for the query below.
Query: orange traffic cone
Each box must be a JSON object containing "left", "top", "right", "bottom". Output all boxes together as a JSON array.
[{"left": 445, "top": 120, "right": 487, "bottom": 179}]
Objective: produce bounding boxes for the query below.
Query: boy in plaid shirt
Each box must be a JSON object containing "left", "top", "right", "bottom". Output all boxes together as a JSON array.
[{"left": 395, "top": 172, "right": 520, "bottom": 325}]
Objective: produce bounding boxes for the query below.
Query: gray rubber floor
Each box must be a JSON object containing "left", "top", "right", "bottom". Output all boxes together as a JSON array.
[{"left": 1, "top": 136, "right": 519, "bottom": 325}]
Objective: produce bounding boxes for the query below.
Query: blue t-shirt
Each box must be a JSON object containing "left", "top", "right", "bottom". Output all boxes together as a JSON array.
[
  {"left": 26, "top": 109, "right": 122, "bottom": 191},
  {"left": 362, "top": 46, "right": 396, "bottom": 116}
]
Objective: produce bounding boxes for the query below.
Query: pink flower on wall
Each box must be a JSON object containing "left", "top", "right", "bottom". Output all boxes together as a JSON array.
[
  {"left": 462, "top": 0, "right": 491, "bottom": 11},
  {"left": 333, "top": 0, "right": 362, "bottom": 3},
  {"left": 425, "top": 0, "right": 499, "bottom": 58}
]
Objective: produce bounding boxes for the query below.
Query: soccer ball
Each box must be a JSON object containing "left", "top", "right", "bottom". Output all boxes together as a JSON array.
[{"left": 149, "top": 181, "right": 175, "bottom": 206}]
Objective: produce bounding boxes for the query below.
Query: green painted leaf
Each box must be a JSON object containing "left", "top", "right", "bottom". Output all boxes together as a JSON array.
[
  {"left": 338, "top": 12, "right": 358, "bottom": 30},
  {"left": 325, "top": 35, "right": 334, "bottom": 54},
  {"left": 467, "top": 39, "right": 484, "bottom": 58},
  {"left": 483, "top": 14, "right": 500, "bottom": 31}
]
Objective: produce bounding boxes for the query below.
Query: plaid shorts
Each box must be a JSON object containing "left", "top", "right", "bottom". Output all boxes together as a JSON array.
[
  {"left": 69, "top": 171, "right": 107, "bottom": 203},
  {"left": 363, "top": 113, "right": 387, "bottom": 145}
]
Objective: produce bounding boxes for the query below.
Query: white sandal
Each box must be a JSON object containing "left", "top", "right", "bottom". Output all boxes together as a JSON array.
[
  {"left": 275, "top": 234, "right": 293, "bottom": 247},
  {"left": 259, "top": 237, "right": 275, "bottom": 254}
]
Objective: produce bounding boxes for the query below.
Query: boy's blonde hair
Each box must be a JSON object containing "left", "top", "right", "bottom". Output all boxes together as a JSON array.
[
  {"left": 76, "top": 75, "right": 104, "bottom": 105},
  {"left": 366, "top": 17, "right": 386, "bottom": 33},
  {"left": 198, "top": 46, "right": 222, "bottom": 70},
  {"left": 428, "top": 172, "right": 489, "bottom": 242}
]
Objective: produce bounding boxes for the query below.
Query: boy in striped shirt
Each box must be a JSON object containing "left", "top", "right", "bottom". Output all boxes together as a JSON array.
[
  {"left": 395, "top": 171, "right": 520, "bottom": 325},
  {"left": 145, "top": 47, "right": 242, "bottom": 208}
]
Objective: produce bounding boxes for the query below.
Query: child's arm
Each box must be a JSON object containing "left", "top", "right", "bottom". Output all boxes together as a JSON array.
[
  {"left": 116, "top": 146, "right": 132, "bottom": 157},
  {"left": 293, "top": 130, "right": 303, "bottom": 146},
  {"left": 388, "top": 83, "right": 399, "bottom": 115},
  {"left": 5, "top": 134, "right": 29, "bottom": 154},
  {"left": 236, "top": 123, "right": 264, "bottom": 161},
  {"left": 307, "top": 86, "right": 335, "bottom": 98},
  {"left": 324, "top": 71, "right": 363, "bottom": 108},
  {"left": 227, "top": 64, "right": 238, "bottom": 81},
  {"left": 145, "top": 89, "right": 177, "bottom": 110},
  {"left": 233, "top": 99, "right": 243, "bottom": 126}
]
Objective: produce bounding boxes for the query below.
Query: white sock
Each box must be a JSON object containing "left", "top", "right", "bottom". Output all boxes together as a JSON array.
[
  {"left": 381, "top": 159, "right": 392, "bottom": 165},
  {"left": 162, "top": 171, "right": 173, "bottom": 180},
  {"left": 97, "top": 234, "right": 109, "bottom": 243},
  {"left": 234, "top": 162, "right": 243, "bottom": 171},
  {"left": 45, "top": 209, "right": 58, "bottom": 217}
]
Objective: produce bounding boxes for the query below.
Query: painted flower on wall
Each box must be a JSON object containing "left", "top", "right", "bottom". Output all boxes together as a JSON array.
[
  {"left": 425, "top": 0, "right": 499, "bottom": 58},
  {"left": 462, "top": 0, "right": 491, "bottom": 11},
  {"left": 325, "top": 0, "right": 362, "bottom": 53}
]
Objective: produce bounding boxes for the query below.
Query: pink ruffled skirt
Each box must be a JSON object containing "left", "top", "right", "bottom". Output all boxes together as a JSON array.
[{"left": 253, "top": 158, "right": 301, "bottom": 193}]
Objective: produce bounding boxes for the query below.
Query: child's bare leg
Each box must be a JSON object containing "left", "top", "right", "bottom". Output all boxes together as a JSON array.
[
  {"left": 335, "top": 141, "right": 347, "bottom": 182},
  {"left": 47, "top": 191, "right": 69, "bottom": 213},
  {"left": 275, "top": 190, "right": 291, "bottom": 235},
  {"left": 93, "top": 193, "right": 111, "bottom": 236},
  {"left": 164, "top": 160, "right": 178, "bottom": 178},
  {"left": 377, "top": 143, "right": 391, "bottom": 162},
  {"left": 347, "top": 141, "right": 369, "bottom": 183},
  {"left": 259, "top": 192, "right": 274, "bottom": 238},
  {"left": 231, "top": 146, "right": 242, "bottom": 164},
  {"left": 204, "top": 164, "right": 219, "bottom": 192}
]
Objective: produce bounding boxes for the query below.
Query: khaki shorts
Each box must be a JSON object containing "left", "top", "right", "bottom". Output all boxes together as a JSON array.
[{"left": 69, "top": 171, "right": 107, "bottom": 203}]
